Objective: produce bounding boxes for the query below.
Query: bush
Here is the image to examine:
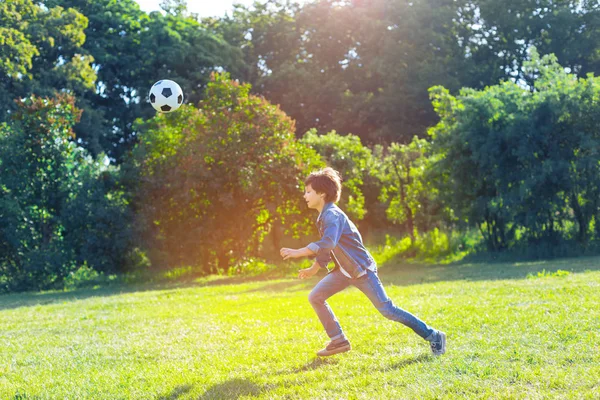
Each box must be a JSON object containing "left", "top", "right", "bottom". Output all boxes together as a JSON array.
[
  {"left": 0, "top": 95, "right": 131, "bottom": 292},
  {"left": 125, "top": 73, "right": 323, "bottom": 274},
  {"left": 63, "top": 262, "right": 118, "bottom": 290},
  {"left": 370, "top": 229, "right": 478, "bottom": 266}
]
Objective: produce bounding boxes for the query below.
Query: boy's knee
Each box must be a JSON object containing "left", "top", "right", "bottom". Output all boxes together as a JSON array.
[
  {"left": 308, "top": 290, "right": 324, "bottom": 305},
  {"left": 378, "top": 301, "right": 396, "bottom": 320}
]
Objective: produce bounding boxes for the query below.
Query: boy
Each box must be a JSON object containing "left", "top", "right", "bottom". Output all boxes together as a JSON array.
[{"left": 280, "top": 167, "right": 446, "bottom": 357}]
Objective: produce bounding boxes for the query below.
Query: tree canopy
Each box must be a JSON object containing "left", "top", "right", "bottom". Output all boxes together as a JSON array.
[
  {"left": 126, "top": 73, "right": 323, "bottom": 272},
  {"left": 2, "top": 0, "right": 600, "bottom": 289}
]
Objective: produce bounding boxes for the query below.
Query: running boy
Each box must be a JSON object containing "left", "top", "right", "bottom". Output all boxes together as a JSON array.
[{"left": 280, "top": 167, "right": 446, "bottom": 357}]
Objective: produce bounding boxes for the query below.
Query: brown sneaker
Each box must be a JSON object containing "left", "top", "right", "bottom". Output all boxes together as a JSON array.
[{"left": 316, "top": 340, "right": 351, "bottom": 357}]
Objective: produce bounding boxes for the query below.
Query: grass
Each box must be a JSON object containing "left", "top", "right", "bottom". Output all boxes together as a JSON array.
[{"left": 0, "top": 256, "right": 599, "bottom": 399}]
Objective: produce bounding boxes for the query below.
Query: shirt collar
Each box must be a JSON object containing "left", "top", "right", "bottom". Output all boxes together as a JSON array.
[{"left": 317, "top": 202, "right": 335, "bottom": 223}]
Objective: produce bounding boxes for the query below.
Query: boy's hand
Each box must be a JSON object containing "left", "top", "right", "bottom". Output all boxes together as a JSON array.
[
  {"left": 298, "top": 264, "right": 320, "bottom": 279},
  {"left": 280, "top": 247, "right": 300, "bottom": 260}
]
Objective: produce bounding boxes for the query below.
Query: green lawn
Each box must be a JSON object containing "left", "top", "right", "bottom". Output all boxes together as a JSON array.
[{"left": 0, "top": 256, "right": 599, "bottom": 399}]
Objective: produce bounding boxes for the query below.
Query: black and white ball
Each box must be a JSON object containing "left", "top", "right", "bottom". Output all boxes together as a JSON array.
[{"left": 149, "top": 80, "right": 183, "bottom": 113}]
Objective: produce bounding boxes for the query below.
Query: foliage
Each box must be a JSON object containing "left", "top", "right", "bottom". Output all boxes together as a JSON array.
[
  {"left": 3, "top": 0, "right": 599, "bottom": 160},
  {"left": 527, "top": 268, "right": 570, "bottom": 279},
  {"left": 126, "top": 73, "right": 323, "bottom": 273},
  {"left": 2, "top": 0, "right": 600, "bottom": 287},
  {"left": 12, "top": 0, "right": 243, "bottom": 162},
  {"left": 428, "top": 47, "right": 600, "bottom": 251},
  {"left": 0, "top": 95, "right": 131, "bottom": 292},
  {"left": 300, "top": 130, "right": 376, "bottom": 222},
  {"left": 211, "top": 0, "right": 600, "bottom": 145},
  {"left": 464, "top": 0, "right": 600, "bottom": 89},
  {"left": 62, "top": 262, "right": 118, "bottom": 290},
  {"left": 378, "top": 136, "right": 448, "bottom": 241},
  {"left": 370, "top": 228, "right": 475, "bottom": 265},
  {"left": 0, "top": 0, "right": 95, "bottom": 126}
]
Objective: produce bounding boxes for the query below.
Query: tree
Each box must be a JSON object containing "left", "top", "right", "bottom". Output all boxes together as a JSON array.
[
  {"left": 379, "top": 137, "right": 443, "bottom": 242},
  {"left": 300, "top": 129, "right": 380, "bottom": 225},
  {"left": 428, "top": 47, "right": 600, "bottom": 251},
  {"left": 463, "top": 0, "right": 600, "bottom": 88},
  {"left": 0, "top": 94, "right": 131, "bottom": 292},
  {"left": 44, "top": 0, "right": 244, "bottom": 161},
  {"left": 522, "top": 49, "right": 600, "bottom": 245},
  {"left": 209, "top": 0, "right": 385, "bottom": 140},
  {"left": 212, "top": 0, "right": 600, "bottom": 149},
  {"left": 125, "top": 73, "right": 323, "bottom": 272},
  {"left": 0, "top": 0, "right": 96, "bottom": 127}
]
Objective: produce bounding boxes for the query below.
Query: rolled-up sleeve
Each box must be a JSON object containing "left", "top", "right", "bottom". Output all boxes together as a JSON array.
[
  {"left": 308, "top": 211, "right": 343, "bottom": 268},
  {"left": 315, "top": 250, "right": 331, "bottom": 269},
  {"left": 307, "top": 242, "right": 320, "bottom": 254}
]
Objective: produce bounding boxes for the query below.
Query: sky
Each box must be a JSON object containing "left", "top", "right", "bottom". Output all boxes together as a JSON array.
[{"left": 135, "top": 0, "right": 258, "bottom": 18}]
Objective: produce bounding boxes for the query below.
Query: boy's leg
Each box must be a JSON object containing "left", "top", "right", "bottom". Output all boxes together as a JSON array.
[
  {"left": 353, "top": 269, "right": 436, "bottom": 340},
  {"left": 308, "top": 269, "right": 351, "bottom": 341}
]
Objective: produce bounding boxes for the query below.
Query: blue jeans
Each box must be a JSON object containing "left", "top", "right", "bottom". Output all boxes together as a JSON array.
[{"left": 308, "top": 268, "right": 435, "bottom": 341}]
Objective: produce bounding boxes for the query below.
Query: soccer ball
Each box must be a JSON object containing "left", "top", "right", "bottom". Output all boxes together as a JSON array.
[{"left": 149, "top": 79, "right": 184, "bottom": 113}]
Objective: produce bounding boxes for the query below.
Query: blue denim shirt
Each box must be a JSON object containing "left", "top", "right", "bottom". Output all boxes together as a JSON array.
[{"left": 307, "top": 202, "right": 376, "bottom": 278}]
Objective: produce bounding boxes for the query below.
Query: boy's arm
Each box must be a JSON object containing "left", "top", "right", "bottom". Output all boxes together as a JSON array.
[
  {"left": 298, "top": 260, "right": 321, "bottom": 279},
  {"left": 280, "top": 211, "right": 340, "bottom": 266},
  {"left": 279, "top": 246, "right": 331, "bottom": 269},
  {"left": 280, "top": 246, "right": 316, "bottom": 260}
]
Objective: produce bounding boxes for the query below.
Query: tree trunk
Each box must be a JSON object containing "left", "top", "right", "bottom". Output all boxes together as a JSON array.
[
  {"left": 218, "top": 252, "right": 229, "bottom": 274},
  {"left": 392, "top": 160, "right": 414, "bottom": 243},
  {"left": 271, "top": 220, "right": 281, "bottom": 252},
  {"left": 571, "top": 192, "right": 588, "bottom": 244}
]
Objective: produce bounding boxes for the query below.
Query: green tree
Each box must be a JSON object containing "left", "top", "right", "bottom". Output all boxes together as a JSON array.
[
  {"left": 210, "top": 0, "right": 384, "bottom": 139},
  {"left": 300, "top": 129, "right": 380, "bottom": 223},
  {"left": 428, "top": 48, "right": 600, "bottom": 252},
  {"left": 463, "top": 0, "right": 600, "bottom": 88},
  {"left": 0, "top": 95, "right": 131, "bottom": 292},
  {"left": 212, "top": 0, "right": 600, "bottom": 148},
  {"left": 521, "top": 50, "right": 600, "bottom": 245},
  {"left": 379, "top": 137, "right": 443, "bottom": 242},
  {"left": 0, "top": 0, "right": 95, "bottom": 127},
  {"left": 126, "top": 73, "right": 322, "bottom": 273},
  {"left": 44, "top": 0, "right": 243, "bottom": 161}
]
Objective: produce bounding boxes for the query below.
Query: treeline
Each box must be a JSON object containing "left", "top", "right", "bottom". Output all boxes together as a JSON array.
[
  {"left": 4, "top": 0, "right": 599, "bottom": 160},
  {"left": 1, "top": 0, "right": 600, "bottom": 291}
]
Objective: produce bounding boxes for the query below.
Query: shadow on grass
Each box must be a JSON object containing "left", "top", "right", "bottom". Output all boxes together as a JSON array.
[
  {"left": 0, "top": 273, "right": 316, "bottom": 311},
  {"left": 242, "top": 280, "right": 312, "bottom": 293},
  {"left": 377, "top": 254, "right": 600, "bottom": 288},
  {"left": 0, "top": 280, "right": 208, "bottom": 312},
  {"left": 384, "top": 353, "right": 433, "bottom": 371},
  {"left": 158, "top": 384, "right": 194, "bottom": 400},
  {"left": 293, "top": 357, "right": 339, "bottom": 373},
  {"left": 199, "top": 378, "right": 262, "bottom": 399},
  {"left": 1, "top": 255, "right": 599, "bottom": 311}
]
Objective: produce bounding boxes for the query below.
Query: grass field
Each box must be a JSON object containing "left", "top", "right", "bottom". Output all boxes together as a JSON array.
[{"left": 0, "top": 256, "right": 599, "bottom": 399}]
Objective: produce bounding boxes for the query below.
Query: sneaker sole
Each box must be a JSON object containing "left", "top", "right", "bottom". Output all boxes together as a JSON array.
[{"left": 316, "top": 343, "right": 351, "bottom": 357}]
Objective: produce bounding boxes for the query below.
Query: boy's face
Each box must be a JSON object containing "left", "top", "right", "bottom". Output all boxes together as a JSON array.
[{"left": 304, "top": 184, "right": 325, "bottom": 210}]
